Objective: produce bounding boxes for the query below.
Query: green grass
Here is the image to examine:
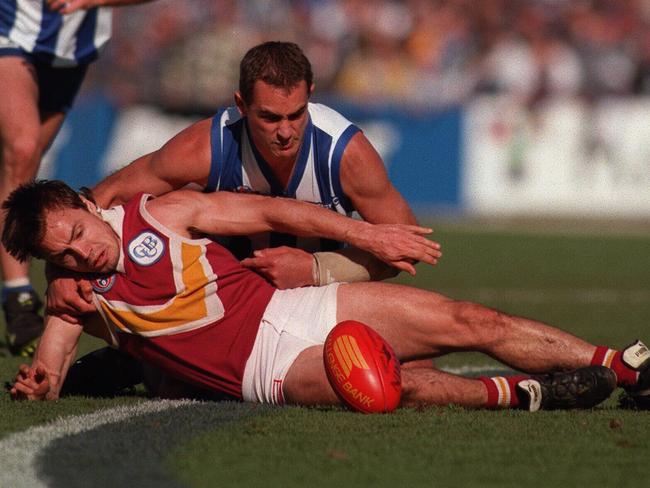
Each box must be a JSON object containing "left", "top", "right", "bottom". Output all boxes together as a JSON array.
[
  {"left": 172, "top": 407, "right": 650, "bottom": 488},
  {"left": 1, "top": 225, "right": 649, "bottom": 487}
]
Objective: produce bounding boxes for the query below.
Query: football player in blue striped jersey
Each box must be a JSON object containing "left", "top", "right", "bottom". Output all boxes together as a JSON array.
[{"left": 0, "top": 0, "right": 154, "bottom": 356}]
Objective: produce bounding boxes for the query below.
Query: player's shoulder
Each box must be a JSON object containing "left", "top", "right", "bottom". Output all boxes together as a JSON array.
[{"left": 308, "top": 102, "right": 356, "bottom": 136}]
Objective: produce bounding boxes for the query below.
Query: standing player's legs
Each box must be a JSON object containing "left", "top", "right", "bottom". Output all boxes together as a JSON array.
[
  {"left": 283, "top": 282, "right": 618, "bottom": 409},
  {"left": 0, "top": 55, "right": 67, "bottom": 356}
]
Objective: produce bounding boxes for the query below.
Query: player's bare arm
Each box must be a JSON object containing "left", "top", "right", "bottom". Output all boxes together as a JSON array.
[
  {"left": 243, "top": 132, "right": 425, "bottom": 287},
  {"left": 340, "top": 132, "right": 418, "bottom": 225},
  {"left": 93, "top": 118, "right": 213, "bottom": 208},
  {"left": 299, "top": 131, "right": 433, "bottom": 285},
  {"left": 10, "top": 312, "right": 112, "bottom": 401},
  {"left": 11, "top": 315, "right": 84, "bottom": 400},
  {"left": 240, "top": 246, "right": 316, "bottom": 289},
  {"left": 149, "top": 190, "right": 442, "bottom": 274}
]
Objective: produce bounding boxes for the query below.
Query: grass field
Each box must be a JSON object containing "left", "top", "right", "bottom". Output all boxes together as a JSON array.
[{"left": 1, "top": 223, "right": 649, "bottom": 488}]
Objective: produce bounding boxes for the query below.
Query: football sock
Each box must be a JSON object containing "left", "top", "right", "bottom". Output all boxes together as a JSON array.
[
  {"left": 1, "top": 280, "right": 33, "bottom": 302},
  {"left": 590, "top": 346, "right": 638, "bottom": 387},
  {"left": 479, "top": 375, "right": 528, "bottom": 409}
]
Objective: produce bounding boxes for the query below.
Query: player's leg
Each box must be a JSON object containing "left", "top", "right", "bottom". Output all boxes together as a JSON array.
[
  {"left": 338, "top": 282, "right": 646, "bottom": 402},
  {"left": 0, "top": 55, "right": 46, "bottom": 356},
  {"left": 0, "top": 54, "right": 86, "bottom": 356},
  {"left": 274, "top": 283, "right": 614, "bottom": 410},
  {"left": 335, "top": 282, "right": 596, "bottom": 372},
  {"left": 283, "top": 346, "right": 615, "bottom": 411},
  {"left": 282, "top": 347, "right": 485, "bottom": 407}
]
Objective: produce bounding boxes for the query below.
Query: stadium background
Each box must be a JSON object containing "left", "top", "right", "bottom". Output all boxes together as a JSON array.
[{"left": 39, "top": 0, "right": 650, "bottom": 219}]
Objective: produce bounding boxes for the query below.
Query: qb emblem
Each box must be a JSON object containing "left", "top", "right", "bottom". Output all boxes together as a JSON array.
[
  {"left": 128, "top": 231, "right": 165, "bottom": 266},
  {"left": 324, "top": 320, "right": 401, "bottom": 413}
]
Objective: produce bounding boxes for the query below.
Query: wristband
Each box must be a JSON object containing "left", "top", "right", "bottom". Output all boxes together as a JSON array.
[{"left": 312, "top": 248, "right": 398, "bottom": 285}]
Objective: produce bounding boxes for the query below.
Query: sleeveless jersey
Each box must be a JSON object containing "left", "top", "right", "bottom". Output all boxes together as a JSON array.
[
  {"left": 0, "top": 1, "right": 111, "bottom": 66},
  {"left": 90, "top": 193, "right": 275, "bottom": 398},
  {"left": 206, "top": 102, "right": 361, "bottom": 258}
]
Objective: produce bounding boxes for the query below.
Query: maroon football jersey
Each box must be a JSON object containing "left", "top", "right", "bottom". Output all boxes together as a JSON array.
[{"left": 91, "top": 193, "right": 275, "bottom": 398}]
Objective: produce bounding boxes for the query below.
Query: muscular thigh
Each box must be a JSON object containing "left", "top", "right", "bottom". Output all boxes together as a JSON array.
[
  {"left": 284, "top": 283, "right": 467, "bottom": 405},
  {"left": 0, "top": 56, "right": 39, "bottom": 142},
  {"left": 336, "top": 282, "right": 462, "bottom": 360},
  {"left": 283, "top": 345, "right": 339, "bottom": 406}
]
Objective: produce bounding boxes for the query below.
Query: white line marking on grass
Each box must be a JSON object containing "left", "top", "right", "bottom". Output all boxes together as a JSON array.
[
  {"left": 0, "top": 400, "right": 196, "bottom": 488},
  {"left": 442, "top": 365, "right": 513, "bottom": 375}
]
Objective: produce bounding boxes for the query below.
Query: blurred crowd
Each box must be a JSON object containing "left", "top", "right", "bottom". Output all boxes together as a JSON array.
[{"left": 92, "top": 0, "right": 650, "bottom": 113}]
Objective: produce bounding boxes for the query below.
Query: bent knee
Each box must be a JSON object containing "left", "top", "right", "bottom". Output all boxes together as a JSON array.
[{"left": 2, "top": 135, "right": 41, "bottom": 173}]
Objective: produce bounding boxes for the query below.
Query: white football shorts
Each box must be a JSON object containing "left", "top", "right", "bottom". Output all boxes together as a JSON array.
[{"left": 241, "top": 283, "right": 340, "bottom": 404}]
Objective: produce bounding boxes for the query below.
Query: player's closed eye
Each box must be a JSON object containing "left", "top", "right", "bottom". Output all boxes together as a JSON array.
[
  {"left": 261, "top": 113, "right": 281, "bottom": 122},
  {"left": 288, "top": 109, "right": 305, "bottom": 121}
]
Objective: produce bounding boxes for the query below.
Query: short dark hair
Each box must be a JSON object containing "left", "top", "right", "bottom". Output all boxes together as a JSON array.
[
  {"left": 2, "top": 179, "right": 86, "bottom": 262},
  {"left": 239, "top": 41, "right": 313, "bottom": 104}
]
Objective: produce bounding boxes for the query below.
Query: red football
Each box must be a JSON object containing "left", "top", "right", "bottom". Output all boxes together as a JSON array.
[{"left": 323, "top": 320, "right": 401, "bottom": 413}]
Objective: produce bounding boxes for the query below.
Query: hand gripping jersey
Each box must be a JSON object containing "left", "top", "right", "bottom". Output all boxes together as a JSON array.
[
  {"left": 0, "top": 1, "right": 111, "bottom": 66},
  {"left": 206, "top": 102, "right": 361, "bottom": 258},
  {"left": 90, "top": 194, "right": 275, "bottom": 398}
]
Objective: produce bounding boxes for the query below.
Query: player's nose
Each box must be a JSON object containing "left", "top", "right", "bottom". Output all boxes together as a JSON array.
[
  {"left": 70, "top": 242, "right": 91, "bottom": 261},
  {"left": 277, "top": 119, "right": 292, "bottom": 140}
]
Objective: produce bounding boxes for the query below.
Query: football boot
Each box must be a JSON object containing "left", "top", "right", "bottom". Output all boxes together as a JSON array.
[
  {"left": 61, "top": 347, "right": 230, "bottom": 400},
  {"left": 3, "top": 289, "right": 44, "bottom": 357},
  {"left": 516, "top": 365, "right": 616, "bottom": 412},
  {"left": 60, "top": 347, "right": 144, "bottom": 397},
  {"left": 617, "top": 340, "right": 650, "bottom": 410}
]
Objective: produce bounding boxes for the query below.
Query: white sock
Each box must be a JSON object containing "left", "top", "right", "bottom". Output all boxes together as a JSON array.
[{"left": 3, "top": 277, "right": 30, "bottom": 289}]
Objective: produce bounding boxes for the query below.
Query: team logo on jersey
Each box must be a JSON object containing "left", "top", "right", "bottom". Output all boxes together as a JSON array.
[
  {"left": 128, "top": 231, "right": 165, "bottom": 266},
  {"left": 91, "top": 274, "right": 116, "bottom": 293}
]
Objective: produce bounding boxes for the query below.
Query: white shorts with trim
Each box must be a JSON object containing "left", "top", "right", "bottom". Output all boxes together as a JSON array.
[{"left": 241, "top": 283, "right": 340, "bottom": 404}]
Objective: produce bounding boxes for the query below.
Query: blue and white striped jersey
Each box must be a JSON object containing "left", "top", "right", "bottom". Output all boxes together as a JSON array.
[
  {"left": 0, "top": 0, "right": 112, "bottom": 66},
  {"left": 206, "top": 102, "right": 361, "bottom": 257}
]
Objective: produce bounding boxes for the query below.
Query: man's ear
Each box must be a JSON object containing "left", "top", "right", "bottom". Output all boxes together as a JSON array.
[
  {"left": 309, "top": 83, "right": 315, "bottom": 97},
  {"left": 234, "top": 91, "right": 247, "bottom": 116},
  {"left": 79, "top": 195, "right": 99, "bottom": 215}
]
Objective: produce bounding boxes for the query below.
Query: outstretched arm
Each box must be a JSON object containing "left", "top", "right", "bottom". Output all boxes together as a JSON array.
[
  {"left": 149, "top": 190, "right": 442, "bottom": 275},
  {"left": 242, "top": 132, "right": 426, "bottom": 286},
  {"left": 11, "top": 315, "right": 84, "bottom": 401},
  {"left": 314, "top": 131, "right": 421, "bottom": 281}
]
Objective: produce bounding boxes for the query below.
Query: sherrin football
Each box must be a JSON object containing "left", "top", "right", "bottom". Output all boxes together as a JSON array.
[{"left": 324, "top": 320, "right": 401, "bottom": 413}]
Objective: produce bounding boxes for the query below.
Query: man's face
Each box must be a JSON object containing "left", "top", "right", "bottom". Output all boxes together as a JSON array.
[
  {"left": 236, "top": 80, "right": 312, "bottom": 166},
  {"left": 40, "top": 206, "right": 120, "bottom": 274}
]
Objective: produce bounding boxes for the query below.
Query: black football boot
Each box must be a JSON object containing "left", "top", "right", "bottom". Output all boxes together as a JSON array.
[{"left": 516, "top": 365, "right": 617, "bottom": 411}]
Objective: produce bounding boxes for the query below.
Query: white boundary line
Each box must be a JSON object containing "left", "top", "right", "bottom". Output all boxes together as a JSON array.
[
  {"left": 0, "top": 400, "right": 196, "bottom": 488},
  {"left": 0, "top": 364, "right": 549, "bottom": 487}
]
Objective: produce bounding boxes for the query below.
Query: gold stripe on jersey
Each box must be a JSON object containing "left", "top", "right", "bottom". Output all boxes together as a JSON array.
[{"left": 97, "top": 240, "right": 225, "bottom": 337}]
